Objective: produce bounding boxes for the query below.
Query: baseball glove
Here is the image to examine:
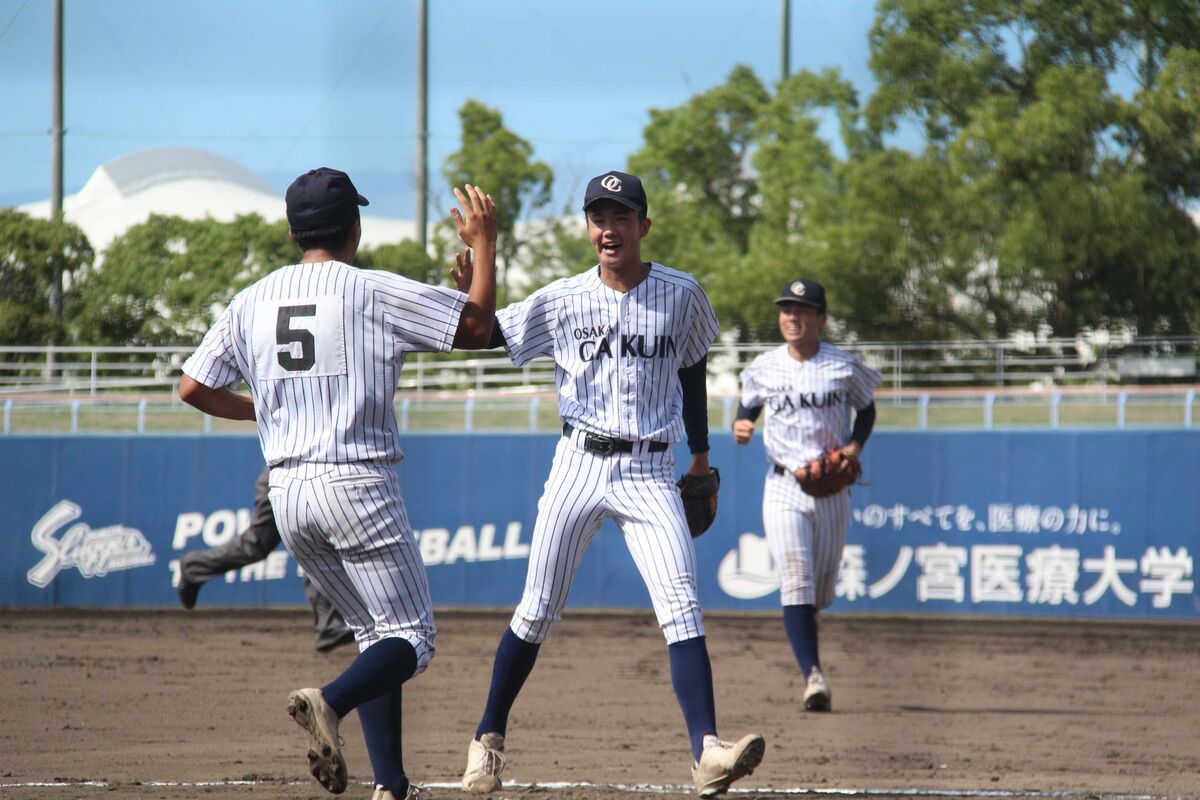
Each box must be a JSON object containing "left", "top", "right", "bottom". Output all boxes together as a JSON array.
[
  {"left": 677, "top": 467, "right": 720, "bottom": 538},
  {"left": 796, "top": 449, "right": 862, "bottom": 498}
]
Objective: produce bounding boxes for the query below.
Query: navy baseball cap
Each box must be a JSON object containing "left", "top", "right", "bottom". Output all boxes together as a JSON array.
[
  {"left": 582, "top": 170, "right": 648, "bottom": 213},
  {"left": 775, "top": 279, "right": 827, "bottom": 311},
  {"left": 285, "top": 167, "right": 369, "bottom": 231}
]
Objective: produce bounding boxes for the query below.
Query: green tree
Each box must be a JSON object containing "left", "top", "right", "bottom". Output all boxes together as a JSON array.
[
  {"left": 358, "top": 239, "right": 445, "bottom": 285},
  {"left": 0, "top": 209, "right": 93, "bottom": 346},
  {"left": 632, "top": 65, "right": 769, "bottom": 259},
  {"left": 628, "top": 66, "right": 866, "bottom": 340},
  {"left": 442, "top": 100, "right": 553, "bottom": 300},
  {"left": 864, "top": 0, "right": 1200, "bottom": 336},
  {"left": 746, "top": 69, "right": 864, "bottom": 339},
  {"left": 70, "top": 214, "right": 293, "bottom": 345},
  {"left": 628, "top": 66, "right": 769, "bottom": 338},
  {"left": 515, "top": 213, "right": 597, "bottom": 293}
]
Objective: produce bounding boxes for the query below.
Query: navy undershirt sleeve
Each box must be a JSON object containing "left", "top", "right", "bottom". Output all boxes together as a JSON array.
[
  {"left": 851, "top": 402, "right": 876, "bottom": 447},
  {"left": 678, "top": 357, "right": 710, "bottom": 454},
  {"left": 487, "top": 322, "right": 506, "bottom": 350},
  {"left": 735, "top": 403, "right": 763, "bottom": 422}
]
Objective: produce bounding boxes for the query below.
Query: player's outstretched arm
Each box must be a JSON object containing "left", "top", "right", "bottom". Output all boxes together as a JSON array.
[
  {"left": 450, "top": 184, "right": 498, "bottom": 349},
  {"left": 179, "top": 375, "right": 255, "bottom": 421}
]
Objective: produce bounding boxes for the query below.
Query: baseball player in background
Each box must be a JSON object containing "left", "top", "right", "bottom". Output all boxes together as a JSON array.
[
  {"left": 179, "top": 168, "right": 498, "bottom": 800},
  {"left": 457, "top": 171, "right": 764, "bottom": 798},
  {"left": 176, "top": 466, "right": 356, "bottom": 653},
  {"left": 733, "top": 279, "right": 880, "bottom": 712}
]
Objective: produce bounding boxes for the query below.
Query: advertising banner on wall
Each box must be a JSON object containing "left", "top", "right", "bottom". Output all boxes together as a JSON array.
[
  {"left": 1, "top": 431, "right": 1195, "bottom": 618},
  {"left": 711, "top": 430, "right": 1198, "bottom": 619}
]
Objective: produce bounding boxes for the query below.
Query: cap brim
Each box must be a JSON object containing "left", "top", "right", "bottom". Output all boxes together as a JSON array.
[
  {"left": 774, "top": 297, "right": 824, "bottom": 308},
  {"left": 583, "top": 194, "right": 643, "bottom": 212},
  {"left": 356, "top": 194, "right": 369, "bottom": 207}
]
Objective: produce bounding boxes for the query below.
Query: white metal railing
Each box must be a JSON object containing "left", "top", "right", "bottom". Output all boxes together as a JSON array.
[
  {"left": 3, "top": 337, "right": 1199, "bottom": 396},
  {"left": 1, "top": 386, "right": 1196, "bottom": 435}
]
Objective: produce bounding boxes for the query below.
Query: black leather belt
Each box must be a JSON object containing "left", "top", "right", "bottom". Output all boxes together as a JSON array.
[
  {"left": 773, "top": 464, "right": 788, "bottom": 475},
  {"left": 563, "top": 422, "right": 668, "bottom": 456}
]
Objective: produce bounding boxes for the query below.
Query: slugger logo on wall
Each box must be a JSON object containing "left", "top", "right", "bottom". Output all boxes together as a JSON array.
[{"left": 27, "top": 500, "right": 157, "bottom": 588}]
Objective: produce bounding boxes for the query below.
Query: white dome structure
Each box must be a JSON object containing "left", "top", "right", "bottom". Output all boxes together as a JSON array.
[{"left": 18, "top": 147, "right": 416, "bottom": 251}]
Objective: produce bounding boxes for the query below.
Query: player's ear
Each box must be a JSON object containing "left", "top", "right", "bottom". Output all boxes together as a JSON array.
[{"left": 639, "top": 215, "right": 652, "bottom": 238}]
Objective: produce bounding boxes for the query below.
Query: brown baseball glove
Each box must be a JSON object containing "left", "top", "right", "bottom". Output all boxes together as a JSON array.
[{"left": 796, "top": 449, "right": 862, "bottom": 498}]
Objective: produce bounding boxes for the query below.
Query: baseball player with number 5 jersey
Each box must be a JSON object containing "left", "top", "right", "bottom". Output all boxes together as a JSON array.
[
  {"left": 458, "top": 171, "right": 764, "bottom": 797},
  {"left": 180, "top": 168, "right": 498, "bottom": 800},
  {"left": 734, "top": 279, "right": 880, "bottom": 712}
]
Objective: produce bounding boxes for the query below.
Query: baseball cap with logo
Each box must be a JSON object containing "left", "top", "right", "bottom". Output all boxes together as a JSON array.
[
  {"left": 285, "top": 167, "right": 369, "bottom": 231},
  {"left": 774, "top": 279, "right": 827, "bottom": 311},
  {"left": 582, "top": 170, "right": 648, "bottom": 214}
]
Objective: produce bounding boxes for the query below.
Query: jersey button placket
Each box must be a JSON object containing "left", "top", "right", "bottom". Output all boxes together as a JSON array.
[{"left": 619, "top": 295, "right": 636, "bottom": 436}]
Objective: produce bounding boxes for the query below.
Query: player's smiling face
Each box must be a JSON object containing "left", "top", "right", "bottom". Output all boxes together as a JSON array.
[
  {"left": 778, "top": 303, "right": 826, "bottom": 352},
  {"left": 586, "top": 200, "right": 651, "bottom": 271}
]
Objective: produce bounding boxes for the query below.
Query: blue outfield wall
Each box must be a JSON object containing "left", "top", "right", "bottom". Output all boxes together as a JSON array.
[{"left": 1, "top": 430, "right": 1196, "bottom": 619}]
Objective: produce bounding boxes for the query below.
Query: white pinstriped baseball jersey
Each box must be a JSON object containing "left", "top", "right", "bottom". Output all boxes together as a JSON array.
[
  {"left": 496, "top": 263, "right": 719, "bottom": 442},
  {"left": 182, "top": 260, "right": 465, "bottom": 467},
  {"left": 497, "top": 262, "right": 718, "bottom": 644},
  {"left": 182, "top": 258, "right": 465, "bottom": 665},
  {"left": 739, "top": 342, "right": 880, "bottom": 473},
  {"left": 740, "top": 341, "right": 879, "bottom": 609}
]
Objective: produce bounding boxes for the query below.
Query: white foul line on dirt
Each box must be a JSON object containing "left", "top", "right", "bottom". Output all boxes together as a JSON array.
[{"left": 0, "top": 779, "right": 1158, "bottom": 799}]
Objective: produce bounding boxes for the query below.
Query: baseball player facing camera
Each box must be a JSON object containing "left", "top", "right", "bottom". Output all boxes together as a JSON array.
[
  {"left": 180, "top": 167, "right": 498, "bottom": 800},
  {"left": 733, "top": 279, "right": 880, "bottom": 712},
  {"left": 455, "top": 171, "right": 764, "bottom": 797}
]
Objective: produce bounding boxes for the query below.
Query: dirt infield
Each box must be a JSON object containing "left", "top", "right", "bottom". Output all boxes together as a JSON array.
[{"left": 2, "top": 608, "right": 1198, "bottom": 800}]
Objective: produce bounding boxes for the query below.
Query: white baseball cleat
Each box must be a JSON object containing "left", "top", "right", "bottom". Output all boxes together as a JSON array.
[
  {"left": 691, "top": 733, "right": 765, "bottom": 797},
  {"left": 287, "top": 687, "right": 348, "bottom": 794},
  {"left": 803, "top": 667, "right": 832, "bottom": 712},
  {"left": 462, "top": 732, "right": 506, "bottom": 794}
]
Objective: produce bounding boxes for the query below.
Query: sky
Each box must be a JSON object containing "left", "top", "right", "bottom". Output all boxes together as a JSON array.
[{"left": 0, "top": 0, "right": 884, "bottom": 220}]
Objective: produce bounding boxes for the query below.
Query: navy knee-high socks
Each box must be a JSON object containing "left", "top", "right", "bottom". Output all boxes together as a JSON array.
[
  {"left": 668, "top": 636, "right": 717, "bottom": 761},
  {"left": 320, "top": 637, "right": 419, "bottom": 795},
  {"left": 783, "top": 604, "right": 820, "bottom": 677},
  {"left": 474, "top": 630, "right": 721, "bottom": 763},
  {"left": 358, "top": 687, "right": 408, "bottom": 795},
  {"left": 476, "top": 628, "right": 541, "bottom": 739},
  {"left": 321, "top": 637, "right": 418, "bottom": 714}
]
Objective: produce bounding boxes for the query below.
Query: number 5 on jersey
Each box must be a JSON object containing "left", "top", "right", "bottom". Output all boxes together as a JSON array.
[{"left": 251, "top": 297, "right": 348, "bottom": 381}]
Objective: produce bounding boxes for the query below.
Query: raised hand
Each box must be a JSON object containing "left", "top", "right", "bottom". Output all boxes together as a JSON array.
[
  {"left": 450, "top": 248, "right": 474, "bottom": 292},
  {"left": 449, "top": 184, "right": 498, "bottom": 350},
  {"left": 450, "top": 184, "right": 497, "bottom": 251}
]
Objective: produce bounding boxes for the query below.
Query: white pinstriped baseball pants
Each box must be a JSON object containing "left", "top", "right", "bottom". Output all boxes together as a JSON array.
[
  {"left": 762, "top": 467, "right": 850, "bottom": 609},
  {"left": 511, "top": 430, "right": 705, "bottom": 645},
  {"left": 268, "top": 461, "right": 436, "bottom": 674}
]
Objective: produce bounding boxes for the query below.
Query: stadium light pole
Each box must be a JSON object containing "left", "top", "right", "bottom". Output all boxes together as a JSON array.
[
  {"left": 781, "top": 0, "right": 791, "bottom": 83},
  {"left": 415, "top": 0, "right": 428, "bottom": 249},
  {"left": 49, "top": 0, "right": 65, "bottom": 322}
]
